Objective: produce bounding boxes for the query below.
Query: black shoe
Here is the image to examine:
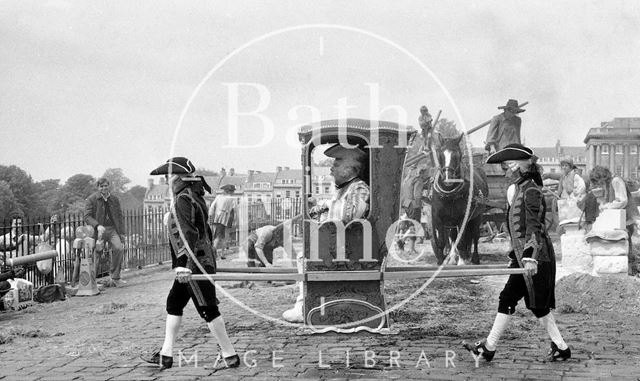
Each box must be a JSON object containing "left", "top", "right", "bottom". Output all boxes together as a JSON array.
[
  {"left": 462, "top": 340, "right": 495, "bottom": 362},
  {"left": 207, "top": 353, "right": 240, "bottom": 370},
  {"left": 141, "top": 350, "right": 173, "bottom": 369},
  {"left": 547, "top": 342, "right": 571, "bottom": 362}
]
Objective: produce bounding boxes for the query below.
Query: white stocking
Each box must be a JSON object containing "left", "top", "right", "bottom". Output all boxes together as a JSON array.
[
  {"left": 485, "top": 313, "right": 511, "bottom": 351},
  {"left": 208, "top": 316, "right": 236, "bottom": 358},
  {"left": 538, "top": 313, "right": 568, "bottom": 350},
  {"left": 160, "top": 314, "right": 182, "bottom": 357}
]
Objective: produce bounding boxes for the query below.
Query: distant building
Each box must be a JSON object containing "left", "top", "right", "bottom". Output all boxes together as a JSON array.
[
  {"left": 214, "top": 167, "right": 247, "bottom": 203},
  {"left": 584, "top": 117, "right": 640, "bottom": 178},
  {"left": 471, "top": 141, "right": 587, "bottom": 176},
  {"left": 311, "top": 166, "right": 334, "bottom": 202},
  {"left": 532, "top": 140, "right": 587, "bottom": 176},
  {"left": 143, "top": 165, "right": 343, "bottom": 220},
  {"left": 244, "top": 170, "right": 277, "bottom": 204},
  {"left": 273, "top": 166, "right": 303, "bottom": 200},
  {"left": 144, "top": 177, "right": 170, "bottom": 213}
]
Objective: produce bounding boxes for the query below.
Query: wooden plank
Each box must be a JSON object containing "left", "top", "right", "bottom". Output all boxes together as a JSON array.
[
  {"left": 191, "top": 273, "right": 304, "bottom": 282},
  {"left": 306, "top": 271, "right": 381, "bottom": 281},
  {"left": 190, "top": 268, "right": 528, "bottom": 282},
  {"left": 216, "top": 267, "right": 298, "bottom": 273},
  {"left": 384, "top": 268, "right": 528, "bottom": 280},
  {"left": 386, "top": 264, "right": 509, "bottom": 272}
]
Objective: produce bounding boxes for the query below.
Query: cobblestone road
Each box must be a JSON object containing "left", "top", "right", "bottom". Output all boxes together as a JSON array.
[{"left": 1, "top": 252, "right": 639, "bottom": 380}]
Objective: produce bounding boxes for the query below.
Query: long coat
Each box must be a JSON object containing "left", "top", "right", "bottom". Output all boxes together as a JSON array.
[{"left": 507, "top": 177, "right": 556, "bottom": 310}]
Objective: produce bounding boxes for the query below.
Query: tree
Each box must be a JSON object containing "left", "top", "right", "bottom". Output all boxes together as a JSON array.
[
  {"left": 126, "top": 185, "right": 147, "bottom": 203},
  {"left": 50, "top": 174, "right": 95, "bottom": 215},
  {"left": 0, "top": 165, "right": 35, "bottom": 216},
  {"left": 0, "top": 180, "right": 21, "bottom": 222},
  {"left": 31, "top": 179, "right": 61, "bottom": 217},
  {"left": 66, "top": 199, "right": 87, "bottom": 215},
  {"left": 65, "top": 174, "right": 96, "bottom": 198},
  {"left": 101, "top": 168, "right": 130, "bottom": 193}
]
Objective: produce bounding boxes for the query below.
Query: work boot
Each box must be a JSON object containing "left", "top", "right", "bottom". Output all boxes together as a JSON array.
[
  {"left": 547, "top": 342, "right": 571, "bottom": 362},
  {"left": 462, "top": 340, "right": 495, "bottom": 362},
  {"left": 141, "top": 349, "right": 173, "bottom": 369}
]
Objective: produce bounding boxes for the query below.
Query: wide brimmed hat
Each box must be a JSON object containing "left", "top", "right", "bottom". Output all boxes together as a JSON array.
[
  {"left": 486, "top": 143, "right": 534, "bottom": 164},
  {"left": 498, "top": 99, "right": 525, "bottom": 113},
  {"left": 150, "top": 157, "right": 196, "bottom": 175},
  {"left": 220, "top": 184, "right": 236, "bottom": 193},
  {"left": 324, "top": 143, "right": 367, "bottom": 161},
  {"left": 559, "top": 156, "right": 576, "bottom": 169}
]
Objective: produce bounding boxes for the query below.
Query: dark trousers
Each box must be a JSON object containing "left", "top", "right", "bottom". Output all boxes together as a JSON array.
[
  {"left": 166, "top": 263, "right": 220, "bottom": 322},
  {"left": 498, "top": 260, "right": 555, "bottom": 318}
]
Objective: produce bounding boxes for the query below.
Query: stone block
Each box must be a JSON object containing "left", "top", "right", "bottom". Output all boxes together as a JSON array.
[
  {"left": 593, "top": 255, "right": 628, "bottom": 274},
  {"left": 592, "top": 209, "right": 626, "bottom": 231},
  {"left": 560, "top": 230, "right": 592, "bottom": 272},
  {"left": 589, "top": 239, "right": 628, "bottom": 256},
  {"left": 557, "top": 199, "right": 582, "bottom": 226}
]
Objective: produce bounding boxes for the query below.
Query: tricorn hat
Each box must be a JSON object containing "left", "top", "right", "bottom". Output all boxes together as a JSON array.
[
  {"left": 150, "top": 157, "right": 196, "bottom": 175},
  {"left": 486, "top": 143, "right": 534, "bottom": 164},
  {"left": 324, "top": 143, "right": 367, "bottom": 162},
  {"left": 220, "top": 184, "right": 236, "bottom": 193},
  {"left": 498, "top": 99, "right": 525, "bottom": 113}
]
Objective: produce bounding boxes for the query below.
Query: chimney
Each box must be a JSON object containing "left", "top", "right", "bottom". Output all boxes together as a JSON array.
[
  {"left": 147, "top": 178, "right": 154, "bottom": 189},
  {"left": 276, "top": 166, "right": 282, "bottom": 173},
  {"left": 248, "top": 170, "right": 254, "bottom": 178},
  {"left": 284, "top": 166, "right": 290, "bottom": 171},
  {"left": 229, "top": 168, "right": 235, "bottom": 176},
  {"left": 220, "top": 168, "right": 226, "bottom": 177}
]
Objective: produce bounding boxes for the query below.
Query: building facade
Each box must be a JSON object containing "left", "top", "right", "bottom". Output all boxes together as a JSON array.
[
  {"left": 533, "top": 140, "right": 587, "bottom": 176},
  {"left": 584, "top": 118, "right": 640, "bottom": 178}
]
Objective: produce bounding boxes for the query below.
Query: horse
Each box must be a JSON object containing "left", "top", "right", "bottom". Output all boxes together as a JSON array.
[{"left": 429, "top": 134, "right": 489, "bottom": 265}]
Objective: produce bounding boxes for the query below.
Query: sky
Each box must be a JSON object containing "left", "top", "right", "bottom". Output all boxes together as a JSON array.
[{"left": 1, "top": 0, "right": 639, "bottom": 187}]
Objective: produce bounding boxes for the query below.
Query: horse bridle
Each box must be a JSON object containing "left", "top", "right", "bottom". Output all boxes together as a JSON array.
[{"left": 433, "top": 171, "right": 465, "bottom": 199}]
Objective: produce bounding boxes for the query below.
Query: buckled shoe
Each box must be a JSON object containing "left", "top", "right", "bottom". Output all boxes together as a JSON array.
[
  {"left": 207, "top": 353, "right": 240, "bottom": 370},
  {"left": 463, "top": 340, "right": 496, "bottom": 362},
  {"left": 141, "top": 349, "right": 173, "bottom": 369},
  {"left": 547, "top": 342, "right": 571, "bottom": 362}
]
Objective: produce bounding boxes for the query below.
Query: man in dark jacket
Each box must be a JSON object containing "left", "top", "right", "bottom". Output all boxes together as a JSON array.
[
  {"left": 465, "top": 144, "right": 571, "bottom": 363},
  {"left": 84, "top": 178, "right": 125, "bottom": 287},
  {"left": 141, "top": 157, "right": 239, "bottom": 371}
]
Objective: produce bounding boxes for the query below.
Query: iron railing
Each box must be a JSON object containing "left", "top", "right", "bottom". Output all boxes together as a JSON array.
[{"left": 1, "top": 199, "right": 304, "bottom": 288}]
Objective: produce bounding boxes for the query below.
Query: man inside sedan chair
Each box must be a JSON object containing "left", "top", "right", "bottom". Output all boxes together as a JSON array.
[
  {"left": 464, "top": 143, "right": 571, "bottom": 362},
  {"left": 142, "top": 157, "right": 239, "bottom": 370},
  {"left": 282, "top": 143, "right": 370, "bottom": 323}
]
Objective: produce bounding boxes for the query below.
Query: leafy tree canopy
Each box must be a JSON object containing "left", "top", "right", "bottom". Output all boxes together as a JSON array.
[{"left": 101, "top": 168, "right": 130, "bottom": 193}]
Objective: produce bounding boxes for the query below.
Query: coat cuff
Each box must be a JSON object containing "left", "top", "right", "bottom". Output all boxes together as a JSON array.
[{"left": 523, "top": 235, "right": 540, "bottom": 260}]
